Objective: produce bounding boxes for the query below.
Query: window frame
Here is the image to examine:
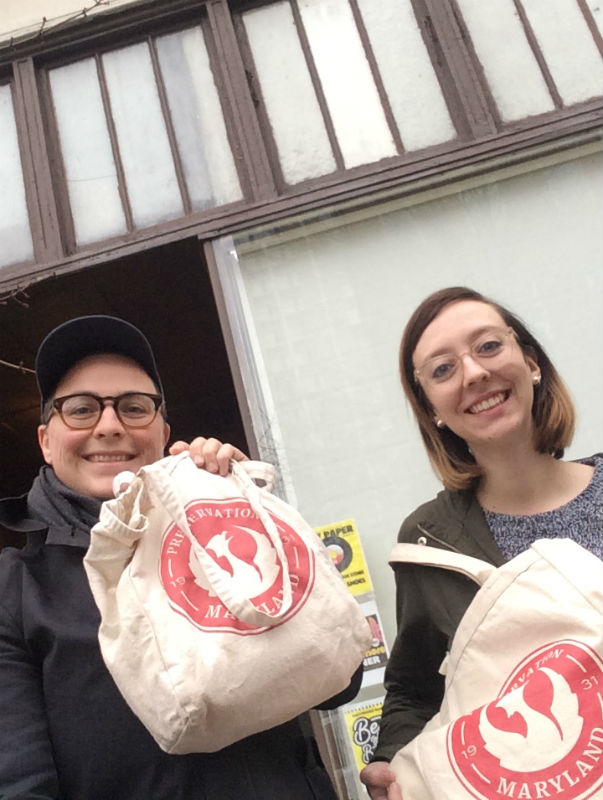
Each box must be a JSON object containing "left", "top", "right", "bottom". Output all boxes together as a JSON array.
[{"left": 0, "top": 0, "right": 600, "bottom": 292}]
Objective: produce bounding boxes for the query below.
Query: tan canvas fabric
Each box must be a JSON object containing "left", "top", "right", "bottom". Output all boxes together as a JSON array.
[
  {"left": 84, "top": 454, "right": 370, "bottom": 754},
  {"left": 388, "top": 539, "right": 603, "bottom": 799}
]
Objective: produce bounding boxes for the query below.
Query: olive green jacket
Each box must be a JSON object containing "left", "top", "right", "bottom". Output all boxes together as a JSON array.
[{"left": 372, "top": 487, "right": 505, "bottom": 762}]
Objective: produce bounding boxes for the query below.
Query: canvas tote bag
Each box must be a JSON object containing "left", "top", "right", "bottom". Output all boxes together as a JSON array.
[
  {"left": 387, "top": 539, "right": 603, "bottom": 800},
  {"left": 84, "top": 452, "right": 371, "bottom": 754}
]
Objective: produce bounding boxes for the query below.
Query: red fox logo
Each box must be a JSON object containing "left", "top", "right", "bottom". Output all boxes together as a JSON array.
[
  {"left": 160, "top": 499, "right": 314, "bottom": 634},
  {"left": 189, "top": 527, "right": 280, "bottom": 597}
]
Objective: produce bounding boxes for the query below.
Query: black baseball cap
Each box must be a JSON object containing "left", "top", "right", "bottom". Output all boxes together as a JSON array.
[{"left": 35, "top": 315, "right": 163, "bottom": 408}]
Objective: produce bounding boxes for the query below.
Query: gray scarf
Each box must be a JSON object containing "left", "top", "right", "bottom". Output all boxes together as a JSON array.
[{"left": 27, "top": 466, "right": 102, "bottom": 546}]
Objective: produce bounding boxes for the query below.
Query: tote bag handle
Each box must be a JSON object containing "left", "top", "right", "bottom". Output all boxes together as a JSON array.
[{"left": 389, "top": 543, "right": 496, "bottom": 587}]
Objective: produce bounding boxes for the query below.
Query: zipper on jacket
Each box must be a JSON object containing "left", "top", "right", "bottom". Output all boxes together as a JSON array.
[{"left": 416, "top": 524, "right": 461, "bottom": 553}]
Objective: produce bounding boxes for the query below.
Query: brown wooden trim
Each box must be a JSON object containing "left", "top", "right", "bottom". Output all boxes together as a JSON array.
[
  {"left": 96, "top": 52, "right": 135, "bottom": 233},
  {"left": 202, "top": 237, "right": 260, "bottom": 461},
  {"left": 3, "top": 103, "right": 600, "bottom": 293},
  {"left": 26, "top": 11, "right": 207, "bottom": 73},
  {"left": 0, "top": 0, "right": 208, "bottom": 67},
  {"left": 432, "top": 0, "right": 500, "bottom": 136},
  {"left": 36, "top": 67, "right": 77, "bottom": 253},
  {"left": 9, "top": 75, "right": 45, "bottom": 263},
  {"left": 405, "top": 0, "right": 479, "bottom": 141},
  {"left": 11, "top": 58, "right": 63, "bottom": 262},
  {"left": 229, "top": 10, "right": 288, "bottom": 193},
  {"left": 348, "top": 0, "right": 405, "bottom": 154},
  {"left": 576, "top": 0, "right": 603, "bottom": 56},
  {"left": 148, "top": 35, "right": 192, "bottom": 215},
  {"left": 200, "top": 13, "right": 254, "bottom": 203},
  {"left": 289, "top": 0, "right": 345, "bottom": 170},
  {"left": 206, "top": 0, "right": 276, "bottom": 201},
  {"left": 403, "top": 1, "right": 463, "bottom": 142},
  {"left": 512, "top": 0, "right": 563, "bottom": 109}
]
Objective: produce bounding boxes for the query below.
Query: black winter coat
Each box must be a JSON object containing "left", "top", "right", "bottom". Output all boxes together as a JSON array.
[
  {"left": 372, "top": 487, "right": 505, "bottom": 761},
  {"left": 0, "top": 494, "right": 360, "bottom": 800},
  {"left": 373, "top": 454, "right": 601, "bottom": 761}
]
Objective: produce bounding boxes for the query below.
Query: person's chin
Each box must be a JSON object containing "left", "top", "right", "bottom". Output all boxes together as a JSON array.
[
  {"left": 86, "top": 478, "right": 118, "bottom": 501},
  {"left": 82, "top": 468, "right": 127, "bottom": 501}
]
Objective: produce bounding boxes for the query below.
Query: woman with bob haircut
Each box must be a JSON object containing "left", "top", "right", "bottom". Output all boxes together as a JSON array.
[
  {"left": 401, "top": 286, "right": 576, "bottom": 491},
  {"left": 360, "top": 286, "right": 602, "bottom": 800}
]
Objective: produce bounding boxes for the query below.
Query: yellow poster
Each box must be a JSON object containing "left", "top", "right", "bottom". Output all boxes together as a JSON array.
[
  {"left": 343, "top": 699, "right": 384, "bottom": 770},
  {"left": 315, "top": 518, "right": 373, "bottom": 596}
]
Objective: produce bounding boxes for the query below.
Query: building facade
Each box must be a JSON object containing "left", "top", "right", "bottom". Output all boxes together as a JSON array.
[{"left": 1, "top": 1, "right": 602, "bottom": 795}]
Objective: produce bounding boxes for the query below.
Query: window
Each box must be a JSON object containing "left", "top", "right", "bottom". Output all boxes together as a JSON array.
[
  {"left": 456, "top": 0, "right": 603, "bottom": 121},
  {"left": 240, "top": 0, "right": 457, "bottom": 184},
  {"left": 0, "top": 0, "right": 600, "bottom": 280},
  {"left": 0, "top": 82, "right": 34, "bottom": 265},
  {"left": 48, "top": 25, "right": 243, "bottom": 247}
]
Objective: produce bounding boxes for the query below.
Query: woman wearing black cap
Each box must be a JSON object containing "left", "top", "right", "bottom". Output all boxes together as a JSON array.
[{"left": 0, "top": 316, "right": 359, "bottom": 799}]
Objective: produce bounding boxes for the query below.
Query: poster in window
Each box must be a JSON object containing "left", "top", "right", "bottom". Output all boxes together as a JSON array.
[
  {"left": 315, "top": 518, "right": 373, "bottom": 596},
  {"left": 342, "top": 698, "right": 384, "bottom": 772}
]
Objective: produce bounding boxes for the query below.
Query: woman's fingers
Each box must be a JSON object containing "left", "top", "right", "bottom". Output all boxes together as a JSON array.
[{"left": 169, "top": 437, "right": 248, "bottom": 475}]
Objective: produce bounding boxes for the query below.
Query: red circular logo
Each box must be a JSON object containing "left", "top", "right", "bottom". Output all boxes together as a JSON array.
[
  {"left": 447, "top": 640, "right": 603, "bottom": 799},
  {"left": 160, "top": 499, "right": 314, "bottom": 635}
]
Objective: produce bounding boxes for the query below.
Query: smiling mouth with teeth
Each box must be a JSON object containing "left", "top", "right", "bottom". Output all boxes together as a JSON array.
[
  {"left": 85, "top": 454, "right": 134, "bottom": 463},
  {"left": 467, "top": 391, "right": 509, "bottom": 414}
]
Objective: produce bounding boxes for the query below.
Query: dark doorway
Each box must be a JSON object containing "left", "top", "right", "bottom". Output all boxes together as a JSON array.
[{"left": 0, "top": 238, "right": 247, "bottom": 498}]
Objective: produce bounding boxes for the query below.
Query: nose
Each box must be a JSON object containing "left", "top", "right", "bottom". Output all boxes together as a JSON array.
[
  {"left": 460, "top": 352, "right": 490, "bottom": 385},
  {"left": 92, "top": 403, "right": 126, "bottom": 436}
]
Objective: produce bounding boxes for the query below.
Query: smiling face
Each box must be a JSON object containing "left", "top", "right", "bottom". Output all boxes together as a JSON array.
[
  {"left": 38, "top": 354, "right": 170, "bottom": 499},
  {"left": 412, "top": 300, "right": 540, "bottom": 455}
]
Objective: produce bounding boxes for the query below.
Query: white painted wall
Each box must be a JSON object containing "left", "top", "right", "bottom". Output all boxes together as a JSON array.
[
  {"left": 1, "top": 0, "right": 134, "bottom": 42},
  {"left": 236, "top": 148, "right": 603, "bottom": 647}
]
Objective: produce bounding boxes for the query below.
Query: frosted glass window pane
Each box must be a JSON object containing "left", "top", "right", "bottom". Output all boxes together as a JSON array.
[
  {"left": 356, "top": 0, "right": 456, "bottom": 151},
  {"left": 102, "top": 43, "right": 184, "bottom": 228},
  {"left": 0, "top": 85, "right": 34, "bottom": 266},
  {"left": 522, "top": 0, "right": 603, "bottom": 104},
  {"left": 299, "top": 0, "right": 397, "bottom": 167},
  {"left": 456, "top": 0, "right": 555, "bottom": 121},
  {"left": 156, "top": 27, "right": 243, "bottom": 209},
  {"left": 243, "top": 2, "right": 336, "bottom": 184},
  {"left": 49, "top": 58, "right": 127, "bottom": 246}
]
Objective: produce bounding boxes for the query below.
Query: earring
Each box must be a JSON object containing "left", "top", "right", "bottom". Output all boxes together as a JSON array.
[
  {"left": 533, "top": 374, "right": 541, "bottom": 386},
  {"left": 435, "top": 418, "right": 445, "bottom": 429}
]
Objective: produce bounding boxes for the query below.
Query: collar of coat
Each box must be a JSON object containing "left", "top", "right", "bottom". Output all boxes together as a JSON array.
[
  {"left": 397, "top": 487, "right": 506, "bottom": 566},
  {"left": 0, "top": 493, "right": 90, "bottom": 550}
]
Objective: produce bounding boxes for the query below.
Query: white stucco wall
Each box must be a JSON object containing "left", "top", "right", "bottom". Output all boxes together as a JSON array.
[
  {"left": 1, "top": 0, "right": 135, "bottom": 42},
  {"left": 236, "top": 147, "right": 603, "bottom": 647}
]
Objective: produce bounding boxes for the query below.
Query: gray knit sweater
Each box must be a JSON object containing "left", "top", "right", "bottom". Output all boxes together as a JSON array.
[{"left": 483, "top": 455, "right": 602, "bottom": 560}]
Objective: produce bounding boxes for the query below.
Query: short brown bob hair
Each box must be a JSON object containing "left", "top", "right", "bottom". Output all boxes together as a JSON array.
[{"left": 400, "top": 287, "right": 576, "bottom": 491}]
